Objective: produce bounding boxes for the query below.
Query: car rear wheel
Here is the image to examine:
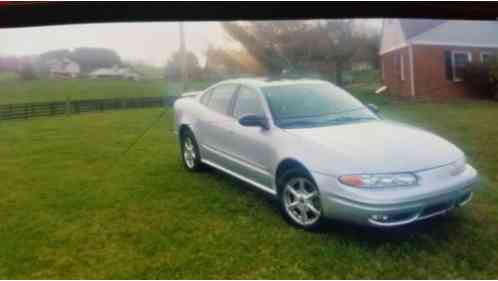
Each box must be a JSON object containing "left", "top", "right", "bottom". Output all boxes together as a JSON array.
[
  {"left": 279, "top": 169, "right": 323, "bottom": 230},
  {"left": 181, "top": 130, "right": 203, "bottom": 171}
]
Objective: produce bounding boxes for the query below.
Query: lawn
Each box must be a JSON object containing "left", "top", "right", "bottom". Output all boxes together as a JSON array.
[
  {"left": 1, "top": 82, "right": 498, "bottom": 278},
  {"left": 0, "top": 72, "right": 214, "bottom": 105}
]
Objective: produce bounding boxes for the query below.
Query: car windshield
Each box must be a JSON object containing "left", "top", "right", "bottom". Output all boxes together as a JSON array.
[{"left": 262, "top": 82, "right": 378, "bottom": 128}]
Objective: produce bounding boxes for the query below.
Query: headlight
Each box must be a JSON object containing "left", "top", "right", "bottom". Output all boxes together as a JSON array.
[{"left": 339, "top": 173, "right": 418, "bottom": 188}]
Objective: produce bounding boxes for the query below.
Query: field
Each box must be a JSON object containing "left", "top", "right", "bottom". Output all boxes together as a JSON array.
[
  {"left": 1, "top": 75, "right": 498, "bottom": 278},
  {"left": 0, "top": 72, "right": 213, "bottom": 105}
]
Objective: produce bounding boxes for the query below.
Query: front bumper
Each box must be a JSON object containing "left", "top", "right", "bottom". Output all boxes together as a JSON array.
[{"left": 315, "top": 164, "right": 479, "bottom": 227}]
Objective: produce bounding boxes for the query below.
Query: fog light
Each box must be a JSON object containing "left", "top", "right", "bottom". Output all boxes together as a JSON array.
[{"left": 371, "top": 214, "right": 389, "bottom": 221}]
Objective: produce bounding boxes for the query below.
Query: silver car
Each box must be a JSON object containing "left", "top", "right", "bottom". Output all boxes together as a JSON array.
[{"left": 173, "top": 78, "right": 479, "bottom": 229}]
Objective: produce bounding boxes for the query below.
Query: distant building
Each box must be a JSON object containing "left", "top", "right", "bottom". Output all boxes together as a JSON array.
[
  {"left": 48, "top": 58, "right": 80, "bottom": 78},
  {"left": 89, "top": 66, "right": 140, "bottom": 81}
]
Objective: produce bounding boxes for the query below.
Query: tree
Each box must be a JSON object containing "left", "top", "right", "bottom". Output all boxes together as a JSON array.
[
  {"left": 204, "top": 45, "right": 265, "bottom": 78},
  {"left": 314, "top": 20, "right": 360, "bottom": 86},
  {"left": 222, "top": 22, "right": 292, "bottom": 75},
  {"left": 19, "top": 63, "right": 37, "bottom": 80},
  {"left": 35, "top": 47, "right": 122, "bottom": 74},
  {"left": 34, "top": 49, "right": 72, "bottom": 75},
  {"left": 164, "top": 50, "right": 202, "bottom": 80},
  {"left": 222, "top": 20, "right": 363, "bottom": 85},
  {"left": 352, "top": 21, "right": 382, "bottom": 70},
  {"left": 70, "top": 47, "right": 122, "bottom": 73}
]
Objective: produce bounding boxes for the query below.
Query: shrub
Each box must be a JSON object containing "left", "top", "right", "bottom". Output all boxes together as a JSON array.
[
  {"left": 463, "top": 62, "right": 494, "bottom": 99},
  {"left": 463, "top": 58, "right": 498, "bottom": 100}
]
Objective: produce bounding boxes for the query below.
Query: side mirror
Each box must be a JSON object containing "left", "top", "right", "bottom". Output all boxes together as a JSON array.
[
  {"left": 239, "top": 114, "right": 269, "bottom": 130},
  {"left": 367, "top": 103, "right": 379, "bottom": 114}
]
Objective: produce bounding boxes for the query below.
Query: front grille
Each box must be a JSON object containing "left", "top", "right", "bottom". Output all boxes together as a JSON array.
[{"left": 387, "top": 211, "right": 417, "bottom": 222}]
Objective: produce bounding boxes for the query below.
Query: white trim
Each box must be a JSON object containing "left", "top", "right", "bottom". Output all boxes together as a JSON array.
[
  {"left": 451, "top": 50, "right": 472, "bottom": 82},
  {"left": 379, "top": 19, "right": 408, "bottom": 55},
  {"left": 379, "top": 43, "right": 408, "bottom": 55},
  {"left": 412, "top": 40, "right": 498, "bottom": 48},
  {"left": 409, "top": 44, "right": 415, "bottom": 97},
  {"left": 480, "top": 51, "right": 494, "bottom": 63},
  {"left": 400, "top": 53, "right": 405, "bottom": 81}
]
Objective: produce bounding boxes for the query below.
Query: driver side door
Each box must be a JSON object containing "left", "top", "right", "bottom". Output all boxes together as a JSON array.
[{"left": 225, "top": 86, "right": 274, "bottom": 188}]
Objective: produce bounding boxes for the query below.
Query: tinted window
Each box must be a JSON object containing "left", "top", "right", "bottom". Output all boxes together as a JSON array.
[
  {"left": 207, "top": 84, "right": 238, "bottom": 114},
  {"left": 232, "top": 87, "right": 265, "bottom": 119}
]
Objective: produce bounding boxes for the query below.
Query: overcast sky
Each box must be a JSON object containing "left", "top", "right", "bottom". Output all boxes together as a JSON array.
[
  {"left": 0, "top": 21, "right": 230, "bottom": 66},
  {"left": 0, "top": 20, "right": 381, "bottom": 67}
]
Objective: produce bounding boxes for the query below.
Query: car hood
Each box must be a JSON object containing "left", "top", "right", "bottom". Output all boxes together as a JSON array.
[{"left": 284, "top": 120, "right": 463, "bottom": 174}]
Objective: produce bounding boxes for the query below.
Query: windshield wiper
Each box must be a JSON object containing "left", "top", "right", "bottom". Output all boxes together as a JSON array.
[
  {"left": 278, "top": 119, "right": 322, "bottom": 128},
  {"left": 326, "top": 116, "right": 376, "bottom": 124}
]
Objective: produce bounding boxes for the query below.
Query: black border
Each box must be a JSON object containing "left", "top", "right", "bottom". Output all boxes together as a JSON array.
[{"left": 1, "top": 2, "right": 498, "bottom": 28}]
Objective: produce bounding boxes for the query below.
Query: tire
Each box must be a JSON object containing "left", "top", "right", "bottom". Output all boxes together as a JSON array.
[
  {"left": 278, "top": 169, "right": 323, "bottom": 230},
  {"left": 180, "top": 129, "right": 204, "bottom": 171}
]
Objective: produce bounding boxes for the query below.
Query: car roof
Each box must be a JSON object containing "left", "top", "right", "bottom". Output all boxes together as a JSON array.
[{"left": 218, "top": 77, "right": 330, "bottom": 89}]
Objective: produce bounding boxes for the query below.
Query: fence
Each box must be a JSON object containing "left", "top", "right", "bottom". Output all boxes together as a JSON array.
[{"left": 0, "top": 96, "right": 177, "bottom": 121}]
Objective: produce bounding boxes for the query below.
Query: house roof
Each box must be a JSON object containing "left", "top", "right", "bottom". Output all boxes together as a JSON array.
[
  {"left": 380, "top": 19, "right": 498, "bottom": 54},
  {"left": 410, "top": 20, "right": 498, "bottom": 47},
  {"left": 399, "top": 19, "right": 446, "bottom": 39}
]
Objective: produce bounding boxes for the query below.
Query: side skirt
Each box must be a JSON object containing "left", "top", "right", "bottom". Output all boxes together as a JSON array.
[{"left": 201, "top": 159, "right": 277, "bottom": 196}]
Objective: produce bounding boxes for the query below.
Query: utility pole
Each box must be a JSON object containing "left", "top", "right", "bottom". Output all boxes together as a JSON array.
[{"left": 179, "top": 22, "right": 187, "bottom": 93}]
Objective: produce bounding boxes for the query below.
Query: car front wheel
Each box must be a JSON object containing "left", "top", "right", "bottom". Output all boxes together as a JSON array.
[
  {"left": 181, "top": 130, "right": 203, "bottom": 171},
  {"left": 279, "top": 169, "right": 323, "bottom": 230}
]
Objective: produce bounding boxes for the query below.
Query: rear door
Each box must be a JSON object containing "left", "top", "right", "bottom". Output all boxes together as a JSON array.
[{"left": 197, "top": 83, "right": 240, "bottom": 166}]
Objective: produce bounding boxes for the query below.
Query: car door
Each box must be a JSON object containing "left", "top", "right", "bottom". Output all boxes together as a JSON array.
[
  {"left": 196, "top": 83, "right": 239, "bottom": 167},
  {"left": 225, "top": 86, "right": 274, "bottom": 188}
]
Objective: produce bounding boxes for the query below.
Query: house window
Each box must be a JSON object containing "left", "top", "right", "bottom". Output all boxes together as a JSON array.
[
  {"left": 451, "top": 51, "right": 472, "bottom": 82},
  {"left": 480, "top": 52, "right": 496, "bottom": 64}
]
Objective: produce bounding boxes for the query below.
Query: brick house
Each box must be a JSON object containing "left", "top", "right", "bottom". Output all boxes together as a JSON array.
[{"left": 380, "top": 19, "right": 498, "bottom": 98}]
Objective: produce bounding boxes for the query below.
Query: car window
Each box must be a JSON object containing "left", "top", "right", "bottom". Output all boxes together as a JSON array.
[
  {"left": 207, "top": 84, "right": 238, "bottom": 115},
  {"left": 232, "top": 87, "right": 265, "bottom": 119},
  {"left": 263, "top": 83, "right": 377, "bottom": 128}
]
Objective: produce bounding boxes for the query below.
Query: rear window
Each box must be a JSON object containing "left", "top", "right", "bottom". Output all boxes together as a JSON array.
[{"left": 207, "top": 84, "right": 238, "bottom": 115}]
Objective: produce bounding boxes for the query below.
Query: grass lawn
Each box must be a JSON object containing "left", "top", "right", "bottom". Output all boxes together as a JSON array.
[
  {"left": 1, "top": 83, "right": 498, "bottom": 278},
  {"left": 0, "top": 72, "right": 214, "bottom": 105}
]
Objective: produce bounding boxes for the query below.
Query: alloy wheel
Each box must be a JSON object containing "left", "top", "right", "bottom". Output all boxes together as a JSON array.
[
  {"left": 183, "top": 137, "right": 196, "bottom": 169},
  {"left": 283, "top": 177, "right": 321, "bottom": 226}
]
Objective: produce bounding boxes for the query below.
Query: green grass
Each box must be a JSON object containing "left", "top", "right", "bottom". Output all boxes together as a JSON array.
[
  {"left": 0, "top": 77, "right": 169, "bottom": 105},
  {"left": 0, "top": 73, "right": 216, "bottom": 105},
  {"left": 1, "top": 83, "right": 498, "bottom": 278}
]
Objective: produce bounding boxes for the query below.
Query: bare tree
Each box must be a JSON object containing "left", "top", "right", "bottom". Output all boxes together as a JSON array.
[
  {"left": 222, "top": 20, "right": 364, "bottom": 85},
  {"left": 314, "top": 20, "right": 360, "bottom": 86},
  {"left": 222, "top": 22, "right": 284, "bottom": 74}
]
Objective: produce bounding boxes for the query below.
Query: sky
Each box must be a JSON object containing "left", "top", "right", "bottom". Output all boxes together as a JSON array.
[
  {"left": 0, "top": 21, "right": 231, "bottom": 67},
  {"left": 0, "top": 20, "right": 381, "bottom": 67}
]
